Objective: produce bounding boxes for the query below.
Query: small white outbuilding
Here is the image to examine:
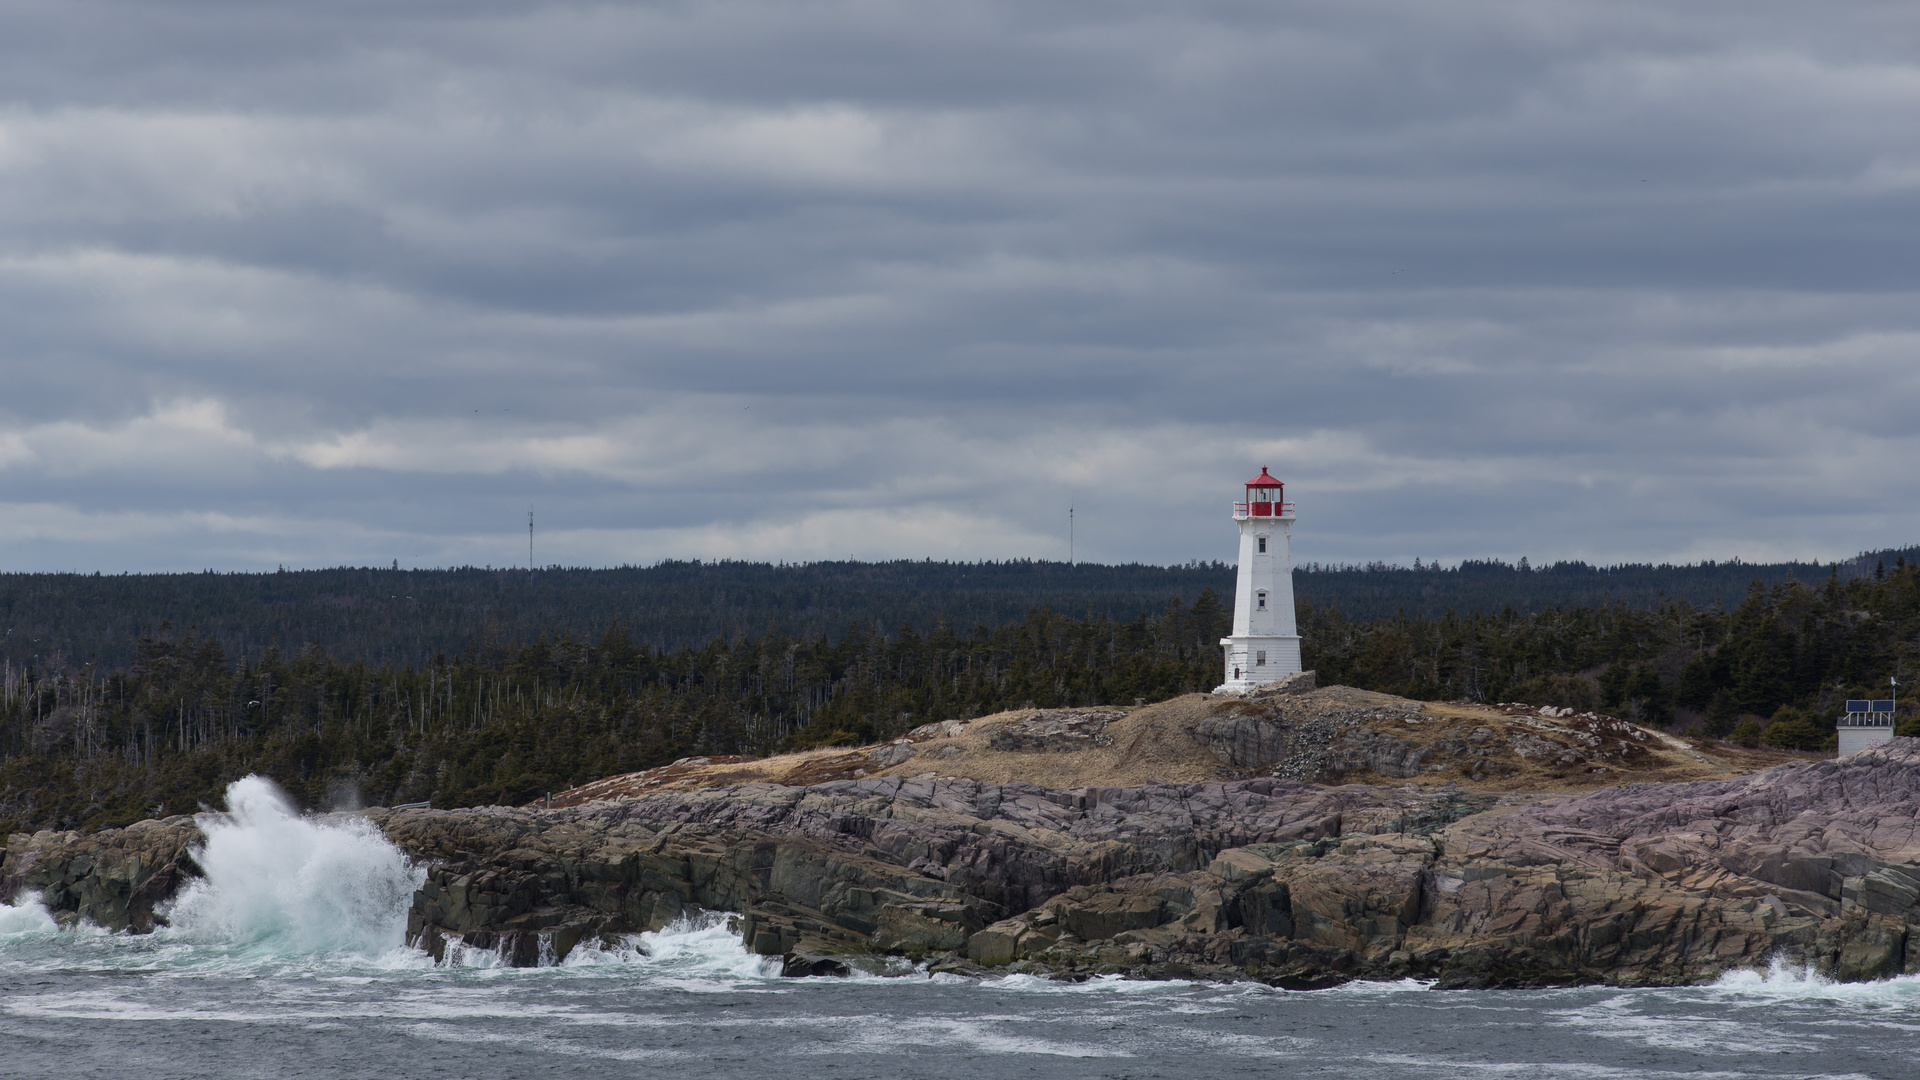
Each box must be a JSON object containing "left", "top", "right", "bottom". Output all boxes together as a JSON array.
[{"left": 1837, "top": 695, "right": 1896, "bottom": 756}]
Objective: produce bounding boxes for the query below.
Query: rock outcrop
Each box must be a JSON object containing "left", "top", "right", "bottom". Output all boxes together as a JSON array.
[
  {"left": 960, "top": 739, "right": 1920, "bottom": 987},
  {"left": 986, "top": 709, "right": 1123, "bottom": 752},
  {"left": 2, "top": 817, "right": 200, "bottom": 932},
  {"left": 374, "top": 776, "right": 1436, "bottom": 968},
  {"left": 8, "top": 741, "right": 1920, "bottom": 988},
  {"left": 1195, "top": 694, "right": 1664, "bottom": 784},
  {"left": 540, "top": 687, "right": 1803, "bottom": 800}
]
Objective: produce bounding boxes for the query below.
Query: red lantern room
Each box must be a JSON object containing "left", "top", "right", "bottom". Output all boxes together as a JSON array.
[{"left": 1238, "top": 467, "right": 1287, "bottom": 517}]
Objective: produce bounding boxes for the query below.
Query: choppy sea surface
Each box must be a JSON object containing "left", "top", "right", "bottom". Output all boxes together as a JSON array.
[{"left": 3, "top": 778, "right": 1915, "bottom": 1080}]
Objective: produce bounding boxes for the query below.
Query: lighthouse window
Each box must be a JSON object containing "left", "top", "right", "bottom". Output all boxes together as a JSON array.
[
  {"left": 1256, "top": 591, "right": 1267, "bottom": 609},
  {"left": 1256, "top": 650, "right": 1267, "bottom": 666},
  {"left": 1257, "top": 536, "right": 1267, "bottom": 553}
]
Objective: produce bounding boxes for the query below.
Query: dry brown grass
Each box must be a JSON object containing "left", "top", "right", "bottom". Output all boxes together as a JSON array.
[{"left": 546, "top": 687, "right": 1812, "bottom": 807}]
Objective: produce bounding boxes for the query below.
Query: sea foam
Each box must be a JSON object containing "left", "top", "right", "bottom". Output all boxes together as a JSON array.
[
  {"left": 1711, "top": 956, "right": 1920, "bottom": 1003},
  {"left": 559, "top": 911, "right": 780, "bottom": 981}
]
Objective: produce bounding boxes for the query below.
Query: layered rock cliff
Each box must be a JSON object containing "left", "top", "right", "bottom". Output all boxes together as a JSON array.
[{"left": 6, "top": 740, "right": 1919, "bottom": 988}]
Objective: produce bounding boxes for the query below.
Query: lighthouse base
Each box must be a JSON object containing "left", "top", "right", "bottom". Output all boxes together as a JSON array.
[{"left": 1214, "top": 635, "right": 1302, "bottom": 695}]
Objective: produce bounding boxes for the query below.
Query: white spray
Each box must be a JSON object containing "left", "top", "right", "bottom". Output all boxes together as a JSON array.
[
  {"left": 0, "top": 891, "right": 59, "bottom": 935},
  {"left": 162, "top": 775, "right": 424, "bottom": 956}
]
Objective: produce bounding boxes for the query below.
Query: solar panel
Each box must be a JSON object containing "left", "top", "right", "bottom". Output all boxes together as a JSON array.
[
  {"left": 1847, "top": 700, "right": 1871, "bottom": 713},
  {"left": 1872, "top": 699, "right": 1895, "bottom": 713}
]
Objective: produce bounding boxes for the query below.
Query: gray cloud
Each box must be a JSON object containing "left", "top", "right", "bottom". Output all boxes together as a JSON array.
[{"left": 1, "top": 0, "right": 1917, "bottom": 572}]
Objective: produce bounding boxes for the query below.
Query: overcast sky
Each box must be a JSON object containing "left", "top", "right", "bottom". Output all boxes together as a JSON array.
[{"left": 1, "top": 0, "right": 1916, "bottom": 572}]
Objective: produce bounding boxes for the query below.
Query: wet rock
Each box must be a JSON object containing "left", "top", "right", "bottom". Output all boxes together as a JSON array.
[{"left": 781, "top": 953, "right": 851, "bottom": 977}]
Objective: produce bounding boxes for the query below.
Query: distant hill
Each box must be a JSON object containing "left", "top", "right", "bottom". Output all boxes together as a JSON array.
[{"left": 1, "top": 547, "right": 1913, "bottom": 670}]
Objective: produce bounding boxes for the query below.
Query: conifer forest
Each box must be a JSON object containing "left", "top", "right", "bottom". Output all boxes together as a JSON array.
[{"left": 4, "top": 556, "right": 1918, "bottom": 835}]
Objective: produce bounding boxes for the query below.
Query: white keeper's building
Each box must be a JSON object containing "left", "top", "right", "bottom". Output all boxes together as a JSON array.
[{"left": 1214, "top": 467, "right": 1303, "bottom": 694}]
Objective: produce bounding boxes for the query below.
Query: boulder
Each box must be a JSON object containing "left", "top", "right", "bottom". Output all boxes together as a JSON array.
[
  {"left": 874, "top": 901, "right": 980, "bottom": 954},
  {"left": 868, "top": 741, "right": 916, "bottom": 767},
  {"left": 782, "top": 953, "right": 852, "bottom": 977},
  {"left": 906, "top": 720, "right": 969, "bottom": 740},
  {"left": 967, "top": 919, "right": 1027, "bottom": 965}
]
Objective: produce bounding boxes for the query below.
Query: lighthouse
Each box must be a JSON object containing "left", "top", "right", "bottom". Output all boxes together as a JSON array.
[{"left": 1214, "top": 467, "right": 1302, "bottom": 694}]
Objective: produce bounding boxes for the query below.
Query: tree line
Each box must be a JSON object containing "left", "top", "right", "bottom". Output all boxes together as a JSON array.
[
  {"left": 4, "top": 561, "right": 1918, "bottom": 836},
  {"left": 0, "top": 561, "right": 1236, "bottom": 671},
  {"left": 0, "top": 593, "right": 1231, "bottom": 834},
  {"left": 1295, "top": 549, "right": 1908, "bottom": 621},
  {"left": 1302, "top": 559, "right": 1920, "bottom": 750},
  {"left": 7, "top": 548, "right": 1914, "bottom": 673}
]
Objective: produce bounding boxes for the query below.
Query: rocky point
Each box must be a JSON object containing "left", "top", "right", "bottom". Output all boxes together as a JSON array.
[{"left": 5, "top": 737, "right": 1919, "bottom": 988}]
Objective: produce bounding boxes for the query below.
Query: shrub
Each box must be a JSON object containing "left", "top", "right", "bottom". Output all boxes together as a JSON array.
[
  {"left": 1759, "top": 706, "right": 1826, "bottom": 751},
  {"left": 1505, "top": 674, "right": 1597, "bottom": 713}
]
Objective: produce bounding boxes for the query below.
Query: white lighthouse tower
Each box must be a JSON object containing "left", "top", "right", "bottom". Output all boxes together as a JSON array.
[{"left": 1214, "top": 467, "right": 1302, "bottom": 694}]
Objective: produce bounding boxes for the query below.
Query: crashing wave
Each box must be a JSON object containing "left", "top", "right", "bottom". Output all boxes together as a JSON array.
[
  {"left": 1712, "top": 955, "right": 1920, "bottom": 1002},
  {"left": 159, "top": 775, "right": 424, "bottom": 957},
  {"left": 0, "top": 892, "right": 59, "bottom": 936}
]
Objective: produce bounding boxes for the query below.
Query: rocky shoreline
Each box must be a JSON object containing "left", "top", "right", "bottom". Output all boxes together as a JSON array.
[{"left": 6, "top": 740, "right": 1919, "bottom": 988}]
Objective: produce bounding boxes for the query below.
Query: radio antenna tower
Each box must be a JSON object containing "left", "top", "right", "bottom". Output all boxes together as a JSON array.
[
  {"left": 528, "top": 509, "right": 534, "bottom": 571},
  {"left": 1069, "top": 495, "right": 1075, "bottom": 568}
]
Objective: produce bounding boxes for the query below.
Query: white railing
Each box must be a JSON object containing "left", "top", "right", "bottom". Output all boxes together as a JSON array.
[{"left": 1233, "top": 501, "right": 1296, "bottom": 516}]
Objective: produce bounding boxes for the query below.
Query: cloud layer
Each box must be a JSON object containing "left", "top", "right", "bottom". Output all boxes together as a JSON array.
[{"left": 2, "top": 0, "right": 1917, "bottom": 571}]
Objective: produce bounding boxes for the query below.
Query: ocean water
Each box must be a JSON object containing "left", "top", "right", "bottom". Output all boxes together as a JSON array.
[{"left": 2, "top": 780, "right": 1915, "bottom": 1080}]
